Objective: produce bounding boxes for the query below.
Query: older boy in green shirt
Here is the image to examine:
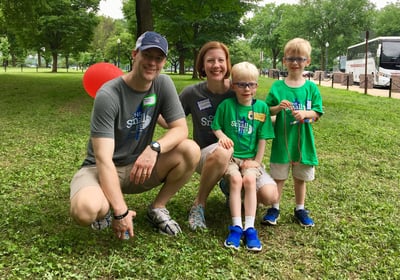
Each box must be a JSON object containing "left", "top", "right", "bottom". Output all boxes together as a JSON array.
[{"left": 264, "top": 38, "right": 324, "bottom": 227}]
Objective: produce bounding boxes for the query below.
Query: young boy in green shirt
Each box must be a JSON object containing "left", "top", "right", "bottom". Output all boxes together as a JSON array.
[
  {"left": 264, "top": 38, "right": 324, "bottom": 227},
  {"left": 212, "top": 62, "right": 275, "bottom": 251}
]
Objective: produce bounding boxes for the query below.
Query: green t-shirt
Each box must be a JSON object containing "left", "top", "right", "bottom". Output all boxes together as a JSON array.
[
  {"left": 266, "top": 80, "right": 323, "bottom": 165},
  {"left": 211, "top": 98, "right": 275, "bottom": 159}
]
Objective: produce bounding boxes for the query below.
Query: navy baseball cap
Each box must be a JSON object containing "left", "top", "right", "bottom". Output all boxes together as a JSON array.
[{"left": 135, "top": 31, "right": 168, "bottom": 56}]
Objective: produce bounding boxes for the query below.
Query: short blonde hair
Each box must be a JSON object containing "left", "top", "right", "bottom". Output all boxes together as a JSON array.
[
  {"left": 284, "top": 38, "right": 312, "bottom": 57},
  {"left": 231, "top": 61, "right": 259, "bottom": 82}
]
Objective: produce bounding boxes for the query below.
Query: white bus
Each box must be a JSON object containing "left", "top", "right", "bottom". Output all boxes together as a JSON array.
[{"left": 345, "top": 36, "right": 400, "bottom": 87}]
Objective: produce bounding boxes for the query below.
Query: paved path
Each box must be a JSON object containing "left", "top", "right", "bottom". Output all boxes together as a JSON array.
[{"left": 311, "top": 78, "right": 400, "bottom": 99}]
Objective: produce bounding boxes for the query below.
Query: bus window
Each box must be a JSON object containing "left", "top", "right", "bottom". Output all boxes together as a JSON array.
[{"left": 381, "top": 42, "right": 400, "bottom": 70}]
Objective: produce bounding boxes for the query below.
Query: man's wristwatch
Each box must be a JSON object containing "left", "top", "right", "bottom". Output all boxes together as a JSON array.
[{"left": 150, "top": 141, "right": 161, "bottom": 154}]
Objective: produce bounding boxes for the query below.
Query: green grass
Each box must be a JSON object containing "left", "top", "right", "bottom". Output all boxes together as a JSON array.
[{"left": 1, "top": 71, "right": 399, "bottom": 279}]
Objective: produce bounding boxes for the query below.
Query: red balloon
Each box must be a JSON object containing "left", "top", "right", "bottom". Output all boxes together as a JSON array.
[{"left": 82, "top": 62, "right": 124, "bottom": 98}]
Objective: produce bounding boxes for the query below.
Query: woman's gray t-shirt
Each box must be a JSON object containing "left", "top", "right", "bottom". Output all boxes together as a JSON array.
[{"left": 179, "top": 81, "right": 235, "bottom": 149}]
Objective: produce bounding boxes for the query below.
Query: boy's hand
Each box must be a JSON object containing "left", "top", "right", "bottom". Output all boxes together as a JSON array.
[
  {"left": 218, "top": 137, "right": 234, "bottom": 149},
  {"left": 240, "top": 159, "right": 260, "bottom": 169},
  {"left": 279, "top": 100, "right": 293, "bottom": 111},
  {"left": 292, "top": 110, "right": 308, "bottom": 121}
]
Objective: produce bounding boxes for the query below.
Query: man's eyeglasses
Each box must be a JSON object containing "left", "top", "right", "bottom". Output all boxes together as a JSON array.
[
  {"left": 233, "top": 82, "right": 258, "bottom": 89},
  {"left": 285, "top": 57, "right": 308, "bottom": 63}
]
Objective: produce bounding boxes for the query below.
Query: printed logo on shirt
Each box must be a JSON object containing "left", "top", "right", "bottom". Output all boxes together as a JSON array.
[
  {"left": 200, "top": 115, "right": 214, "bottom": 127},
  {"left": 292, "top": 98, "right": 305, "bottom": 111},
  {"left": 232, "top": 117, "right": 253, "bottom": 135},
  {"left": 293, "top": 98, "right": 312, "bottom": 111},
  {"left": 126, "top": 104, "right": 152, "bottom": 140},
  {"left": 197, "top": 98, "right": 212, "bottom": 111}
]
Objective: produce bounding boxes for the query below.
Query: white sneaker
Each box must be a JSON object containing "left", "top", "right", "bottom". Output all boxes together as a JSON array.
[
  {"left": 147, "top": 205, "right": 182, "bottom": 236},
  {"left": 188, "top": 204, "right": 206, "bottom": 230},
  {"left": 91, "top": 210, "right": 112, "bottom": 230}
]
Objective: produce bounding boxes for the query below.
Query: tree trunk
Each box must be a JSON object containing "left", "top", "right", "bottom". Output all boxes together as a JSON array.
[
  {"left": 191, "top": 48, "right": 199, "bottom": 79},
  {"left": 179, "top": 54, "right": 185, "bottom": 75},
  {"left": 52, "top": 52, "right": 58, "bottom": 73},
  {"left": 136, "top": 0, "right": 153, "bottom": 38}
]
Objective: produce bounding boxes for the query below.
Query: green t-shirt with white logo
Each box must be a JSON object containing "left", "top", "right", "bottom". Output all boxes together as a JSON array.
[
  {"left": 266, "top": 80, "right": 323, "bottom": 165},
  {"left": 211, "top": 98, "right": 275, "bottom": 159}
]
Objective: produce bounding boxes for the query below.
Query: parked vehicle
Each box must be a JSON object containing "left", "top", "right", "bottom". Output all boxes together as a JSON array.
[{"left": 346, "top": 36, "right": 400, "bottom": 86}]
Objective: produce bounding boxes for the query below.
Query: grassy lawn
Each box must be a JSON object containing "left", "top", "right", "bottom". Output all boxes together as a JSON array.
[{"left": 0, "top": 70, "right": 399, "bottom": 279}]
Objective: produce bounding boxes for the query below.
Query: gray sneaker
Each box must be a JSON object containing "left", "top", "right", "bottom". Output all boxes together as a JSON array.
[
  {"left": 147, "top": 205, "right": 182, "bottom": 236},
  {"left": 188, "top": 204, "right": 206, "bottom": 231},
  {"left": 91, "top": 210, "right": 112, "bottom": 230}
]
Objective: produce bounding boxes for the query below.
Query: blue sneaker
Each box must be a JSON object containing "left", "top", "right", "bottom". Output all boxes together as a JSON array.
[
  {"left": 261, "top": 207, "right": 280, "bottom": 226},
  {"left": 224, "top": 225, "right": 243, "bottom": 250},
  {"left": 243, "top": 227, "right": 262, "bottom": 252},
  {"left": 218, "top": 178, "right": 230, "bottom": 207},
  {"left": 294, "top": 208, "right": 315, "bottom": 227}
]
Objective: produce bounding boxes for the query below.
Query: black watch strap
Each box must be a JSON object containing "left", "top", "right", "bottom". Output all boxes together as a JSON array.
[{"left": 150, "top": 141, "right": 161, "bottom": 153}]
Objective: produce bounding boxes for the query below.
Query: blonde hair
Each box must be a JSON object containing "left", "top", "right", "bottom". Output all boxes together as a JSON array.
[
  {"left": 284, "top": 38, "right": 312, "bottom": 57},
  {"left": 231, "top": 61, "right": 259, "bottom": 82}
]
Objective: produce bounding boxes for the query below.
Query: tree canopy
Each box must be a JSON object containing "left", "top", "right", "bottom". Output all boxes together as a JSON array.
[
  {"left": 0, "top": 0, "right": 99, "bottom": 72},
  {"left": 0, "top": 0, "right": 400, "bottom": 73}
]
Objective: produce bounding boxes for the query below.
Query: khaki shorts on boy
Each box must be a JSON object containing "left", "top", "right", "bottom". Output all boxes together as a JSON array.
[
  {"left": 196, "top": 143, "right": 276, "bottom": 191},
  {"left": 270, "top": 163, "right": 315, "bottom": 182}
]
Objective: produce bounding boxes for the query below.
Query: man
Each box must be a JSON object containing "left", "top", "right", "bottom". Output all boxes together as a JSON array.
[{"left": 70, "top": 31, "right": 200, "bottom": 240}]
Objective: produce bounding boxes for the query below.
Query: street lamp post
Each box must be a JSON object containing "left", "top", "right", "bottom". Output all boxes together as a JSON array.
[
  {"left": 325, "top": 42, "right": 329, "bottom": 78},
  {"left": 117, "top": 38, "right": 121, "bottom": 68}
]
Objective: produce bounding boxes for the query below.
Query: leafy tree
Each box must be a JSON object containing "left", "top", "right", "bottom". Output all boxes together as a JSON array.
[
  {"left": 248, "top": 0, "right": 375, "bottom": 71},
  {"left": 151, "top": 0, "right": 261, "bottom": 78},
  {"left": 297, "top": 0, "right": 374, "bottom": 70},
  {"left": 229, "top": 39, "right": 262, "bottom": 67},
  {"left": 374, "top": 2, "right": 400, "bottom": 36},
  {"left": 90, "top": 16, "right": 128, "bottom": 66},
  {"left": 1, "top": 0, "right": 100, "bottom": 72},
  {"left": 104, "top": 32, "right": 135, "bottom": 70},
  {"left": 0, "top": 36, "right": 9, "bottom": 66},
  {"left": 245, "top": 4, "right": 296, "bottom": 69},
  {"left": 122, "top": 0, "right": 137, "bottom": 36}
]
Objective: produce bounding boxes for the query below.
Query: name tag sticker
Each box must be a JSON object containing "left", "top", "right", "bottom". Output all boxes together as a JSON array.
[
  {"left": 197, "top": 99, "right": 212, "bottom": 111},
  {"left": 253, "top": 112, "right": 266, "bottom": 122},
  {"left": 143, "top": 94, "right": 156, "bottom": 107}
]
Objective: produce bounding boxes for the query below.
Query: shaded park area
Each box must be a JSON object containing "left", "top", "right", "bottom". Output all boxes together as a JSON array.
[{"left": 0, "top": 72, "right": 399, "bottom": 279}]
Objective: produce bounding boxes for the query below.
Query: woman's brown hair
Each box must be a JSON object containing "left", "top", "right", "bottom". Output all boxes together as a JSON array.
[{"left": 195, "top": 41, "right": 231, "bottom": 79}]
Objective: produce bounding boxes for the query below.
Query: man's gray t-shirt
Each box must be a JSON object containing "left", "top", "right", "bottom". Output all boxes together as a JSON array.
[
  {"left": 82, "top": 74, "right": 184, "bottom": 166},
  {"left": 179, "top": 81, "right": 235, "bottom": 149}
]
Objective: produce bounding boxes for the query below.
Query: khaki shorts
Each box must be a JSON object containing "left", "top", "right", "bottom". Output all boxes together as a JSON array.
[
  {"left": 225, "top": 158, "right": 262, "bottom": 179},
  {"left": 196, "top": 143, "right": 219, "bottom": 174},
  {"left": 225, "top": 158, "right": 276, "bottom": 192},
  {"left": 70, "top": 163, "right": 162, "bottom": 199},
  {"left": 270, "top": 163, "right": 315, "bottom": 182},
  {"left": 194, "top": 143, "right": 276, "bottom": 191}
]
